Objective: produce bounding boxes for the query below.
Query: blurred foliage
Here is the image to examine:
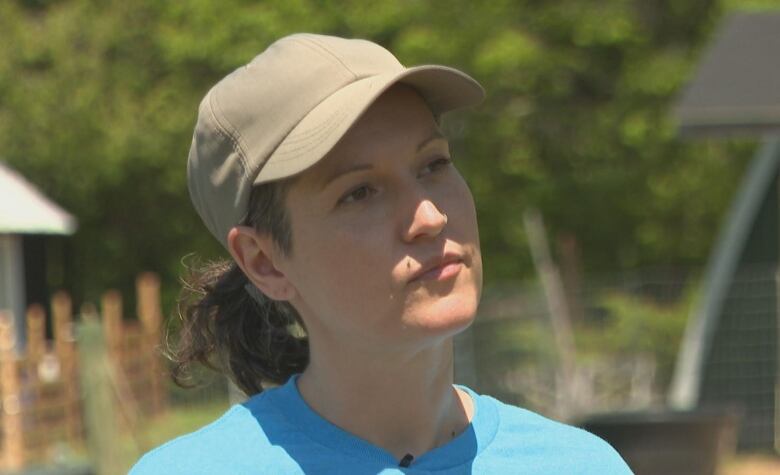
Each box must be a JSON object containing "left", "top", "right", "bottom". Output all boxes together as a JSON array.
[
  {"left": 471, "top": 279, "right": 693, "bottom": 407},
  {"left": 0, "top": 0, "right": 775, "bottom": 312},
  {"left": 577, "top": 288, "right": 694, "bottom": 388}
]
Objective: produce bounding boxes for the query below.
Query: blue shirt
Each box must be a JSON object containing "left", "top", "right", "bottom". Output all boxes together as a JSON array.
[{"left": 131, "top": 375, "right": 632, "bottom": 474}]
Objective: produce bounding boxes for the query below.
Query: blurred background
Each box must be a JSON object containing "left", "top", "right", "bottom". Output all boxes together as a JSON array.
[{"left": 1, "top": 0, "right": 780, "bottom": 473}]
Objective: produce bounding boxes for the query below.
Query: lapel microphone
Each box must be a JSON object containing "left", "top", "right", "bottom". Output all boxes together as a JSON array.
[{"left": 399, "top": 453, "right": 414, "bottom": 467}]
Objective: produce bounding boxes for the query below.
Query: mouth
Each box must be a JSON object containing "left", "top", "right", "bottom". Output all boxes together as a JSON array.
[{"left": 408, "top": 254, "right": 464, "bottom": 284}]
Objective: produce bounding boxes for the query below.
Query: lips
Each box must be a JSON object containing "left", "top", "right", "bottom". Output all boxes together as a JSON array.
[{"left": 408, "top": 253, "right": 464, "bottom": 283}]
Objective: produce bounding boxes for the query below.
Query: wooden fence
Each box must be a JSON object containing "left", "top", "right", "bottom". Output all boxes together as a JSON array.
[{"left": 0, "top": 273, "right": 167, "bottom": 470}]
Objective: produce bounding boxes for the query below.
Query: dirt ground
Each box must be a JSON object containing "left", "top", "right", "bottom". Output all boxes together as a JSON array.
[{"left": 723, "top": 455, "right": 780, "bottom": 475}]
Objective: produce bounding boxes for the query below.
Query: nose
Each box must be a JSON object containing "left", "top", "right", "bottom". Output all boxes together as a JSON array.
[{"left": 402, "top": 199, "right": 448, "bottom": 242}]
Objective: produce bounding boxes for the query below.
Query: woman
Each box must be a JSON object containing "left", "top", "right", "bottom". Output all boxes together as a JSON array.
[{"left": 131, "top": 33, "right": 631, "bottom": 474}]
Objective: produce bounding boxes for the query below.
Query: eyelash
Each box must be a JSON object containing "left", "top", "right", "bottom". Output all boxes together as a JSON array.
[{"left": 336, "top": 156, "right": 453, "bottom": 206}]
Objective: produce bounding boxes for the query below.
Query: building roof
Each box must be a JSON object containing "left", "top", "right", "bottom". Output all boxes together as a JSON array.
[
  {"left": 0, "top": 161, "right": 77, "bottom": 235},
  {"left": 675, "top": 11, "right": 780, "bottom": 136}
]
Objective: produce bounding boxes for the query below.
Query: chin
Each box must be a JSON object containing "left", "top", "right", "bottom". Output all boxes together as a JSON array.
[
  {"left": 400, "top": 264, "right": 483, "bottom": 338},
  {"left": 406, "top": 290, "right": 479, "bottom": 336}
]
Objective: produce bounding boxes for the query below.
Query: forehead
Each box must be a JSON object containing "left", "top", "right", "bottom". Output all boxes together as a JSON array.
[{"left": 291, "top": 85, "right": 443, "bottom": 189}]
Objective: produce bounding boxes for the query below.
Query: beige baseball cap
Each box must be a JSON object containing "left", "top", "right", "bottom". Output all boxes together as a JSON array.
[{"left": 187, "top": 33, "right": 485, "bottom": 248}]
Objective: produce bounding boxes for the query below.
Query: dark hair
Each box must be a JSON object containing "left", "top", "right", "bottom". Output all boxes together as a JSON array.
[{"left": 169, "top": 179, "right": 309, "bottom": 396}]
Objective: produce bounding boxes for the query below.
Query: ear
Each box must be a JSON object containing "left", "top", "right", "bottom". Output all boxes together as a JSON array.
[{"left": 226, "top": 226, "right": 296, "bottom": 301}]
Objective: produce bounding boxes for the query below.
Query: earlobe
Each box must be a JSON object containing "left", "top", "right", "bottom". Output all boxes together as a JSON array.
[{"left": 226, "top": 226, "right": 296, "bottom": 302}]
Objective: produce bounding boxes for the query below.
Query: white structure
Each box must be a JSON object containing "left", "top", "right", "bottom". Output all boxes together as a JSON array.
[{"left": 0, "top": 161, "right": 76, "bottom": 341}]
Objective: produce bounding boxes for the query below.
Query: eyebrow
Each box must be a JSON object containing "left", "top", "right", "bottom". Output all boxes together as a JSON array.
[
  {"left": 319, "top": 130, "right": 448, "bottom": 191},
  {"left": 417, "top": 129, "right": 446, "bottom": 152},
  {"left": 319, "top": 162, "right": 374, "bottom": 191}
]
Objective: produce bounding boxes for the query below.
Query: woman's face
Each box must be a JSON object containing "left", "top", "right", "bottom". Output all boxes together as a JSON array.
[{"left": 277, "top": 85, "right": 482, "bottom": 354}]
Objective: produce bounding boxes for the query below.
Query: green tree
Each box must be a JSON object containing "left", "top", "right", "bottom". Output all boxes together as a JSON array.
[{"left": 0, "top": 0, "right": 771, "bottom": 312}]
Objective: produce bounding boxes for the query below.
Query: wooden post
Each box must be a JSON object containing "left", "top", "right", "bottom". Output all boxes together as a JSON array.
[
  {"left": 137, "top": 273, "right": 166, "bottom": 414},
  {"left": 53, "top": 292, "right": 74, "bottom": 353},
  {"left": 101, "top": 291, "right": 123, "bottom": 358},
  {"left": 26, "top": 305, "right": 46, "bottom": 362},
  {"left": 0, "top": 312, "right": 24, "bottom": 470},
  {"left": 52, "top": 291, "right": 81, "bottom": 443},
  {"left": 25, "top": 305, "right": 46, "bottom": 425},
  {"left": 101, "top": 291, "right": 125, "bottom": 432}
]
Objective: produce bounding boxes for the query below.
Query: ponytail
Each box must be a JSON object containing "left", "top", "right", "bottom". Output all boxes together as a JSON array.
[{"left": 169, "top": 179, "right": 308, "bottom": 396}]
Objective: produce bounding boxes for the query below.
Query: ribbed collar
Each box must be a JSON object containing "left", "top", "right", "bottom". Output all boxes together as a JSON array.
[{"left": 254, "top": 374, "right": 499, "bottom": 471}]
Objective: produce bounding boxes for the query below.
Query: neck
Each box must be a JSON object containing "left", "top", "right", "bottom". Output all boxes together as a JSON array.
[{"left": 296, "top": 337, "right": 473, "bottom": 462}]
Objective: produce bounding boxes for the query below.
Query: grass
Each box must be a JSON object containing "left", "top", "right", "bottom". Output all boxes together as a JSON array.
[
  {"left": 117, "top": 400, "right": 230, "bottom": 474},
  {"left": 723, "top": 454, "right": 780, "bottom": 475}
]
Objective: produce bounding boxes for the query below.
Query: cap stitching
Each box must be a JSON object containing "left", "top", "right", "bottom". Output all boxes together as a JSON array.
[
  {"left": 297, "top": 35, "right": 358, "bottom": 80},
  {"left": 267, "top": 104, "right": 351, "bottom": 163},
  {"left": 207, "top": 89, "right": 250, "bottom": 174},
  {"left": 267, "top": 67, "right": 484, "bottom": 164},
  {"left": 273, "top": 99, "right": 349, "bottom": 147},
  {"left": 268, "top": 73, "right": 391, "bottom": 161},
  {"left": 269, "top": 73, "right": 385, "bottom": 149},
  {"left": 274, "top": 101, "right": 350, "bottom": 155}
]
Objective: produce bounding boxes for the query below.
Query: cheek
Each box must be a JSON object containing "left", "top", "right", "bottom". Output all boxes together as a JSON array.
[
  {"left": 441, "top": 175, "right": 480, "bottom": 244},
  {"left": 444, "top": 177, "right": 483, "bottom": 296},
  {"left": 290, "top": 219, "right": 399, "bottom": 320}
]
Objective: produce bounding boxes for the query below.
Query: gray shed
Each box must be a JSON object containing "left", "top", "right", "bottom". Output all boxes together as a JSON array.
[
  {"left": 670, "top": 11, "right": 780, "bottom": 451},
  {"left": 0, "top": 161, "right": 77, "bottom": 345}
]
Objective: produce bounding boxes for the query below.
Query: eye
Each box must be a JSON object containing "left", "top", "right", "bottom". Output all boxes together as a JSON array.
[
  {"left": 337, "top": 184, "right": 377, "bottom": 206},
  {"left": 420, "top": 156, "right": 452, "bottom": 177}
]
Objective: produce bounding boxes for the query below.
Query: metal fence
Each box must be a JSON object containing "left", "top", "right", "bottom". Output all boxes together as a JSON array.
[
  {"left": 455, "top": 266, "right": 778, "bottom": 452},
  {"left": 455, "top": 269, "right": 695, "bottom": 419},
  {"left": 697, "top": 264, "right": 778, "bottom": 450}
]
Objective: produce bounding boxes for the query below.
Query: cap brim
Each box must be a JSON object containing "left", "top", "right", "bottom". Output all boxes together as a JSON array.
[{"left": 254, "top": 65, "right": 485, "bottom": 184}]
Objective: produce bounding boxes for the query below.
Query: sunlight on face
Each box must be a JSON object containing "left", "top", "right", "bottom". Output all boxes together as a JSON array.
[{"left": 278, "top": 85, "right": 483, "bottom": 355}]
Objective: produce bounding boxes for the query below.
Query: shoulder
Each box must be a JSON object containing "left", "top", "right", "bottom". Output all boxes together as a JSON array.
[
  {"left": 479, "top": 395, "right": 632, "bottom": 474},
  {"left": 489, "top": 395, "right": 599, "bottom": 441},
  {"left": 129, "top": 392, "right": 294, "bottom": 475}
]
